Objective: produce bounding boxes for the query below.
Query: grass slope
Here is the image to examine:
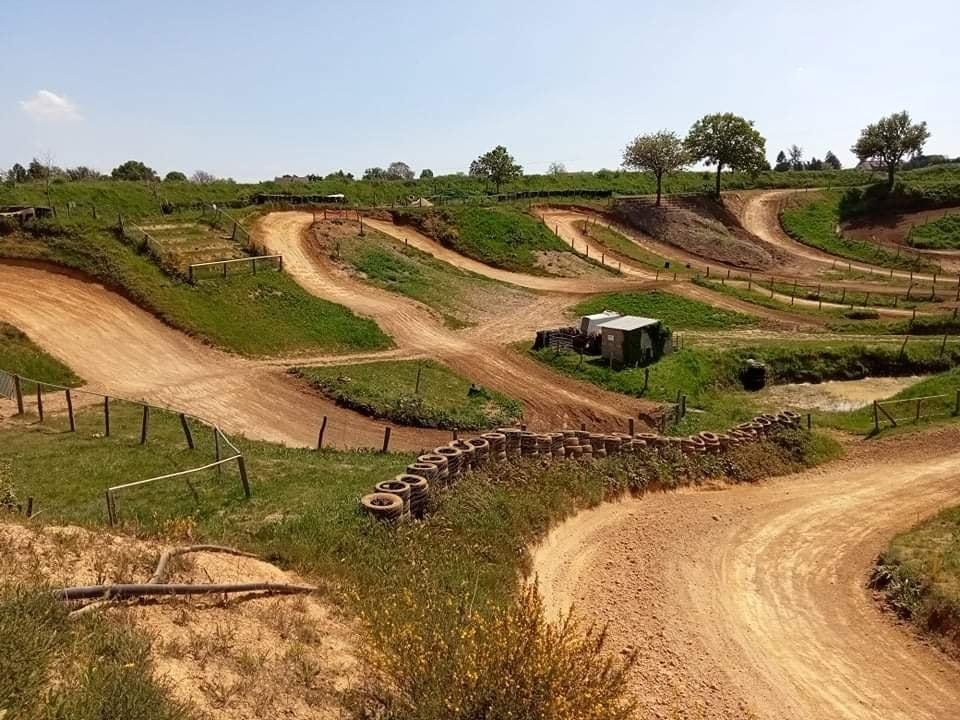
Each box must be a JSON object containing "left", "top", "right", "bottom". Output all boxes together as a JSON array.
[
  {"left": 573, "top": 221, "right": 685, "bottom": 272},
  {"left": 391, "top": 206, "right": 571, "bottom": 274},
  {"left": 573, "top": 290, "right": 757, "bottom": 330},
  {"left": 0, "top": 323, "right": 80, "bottom": 385},
  {"left": 781, "top": 191, "right": 938, "bottom": 272},
  {"left": 295, "top": 359, "right": 521, "bottom": 430},
  {"left": 873, "top": 505, "right": 960, "bottom": 654},
  {"left": 315, "top": 220, "right": 532, "bottom": 328},
  {"left": 908, "top": 214, "right": 960, "bottom": 250},
  {"left": 0, "top": 219, "right": 390, "bottom": 356}
]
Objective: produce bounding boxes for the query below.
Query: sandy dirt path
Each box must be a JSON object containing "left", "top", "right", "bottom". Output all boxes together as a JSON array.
[
  {"left": 0, "top": 263, "right": 450, "bottom": 451},
  {"left": 740, "top": 190, "right": 940, "bottom": 284},
  {"left": 254, "top": 212, "right": 660, "bottom": 430},
  {"left": 533, "top": 428, "right": 960, "bottom": 720}
]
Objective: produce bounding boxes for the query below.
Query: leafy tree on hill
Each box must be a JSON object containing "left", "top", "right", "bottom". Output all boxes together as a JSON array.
[
  {"left": 852, "top": 110, "right": 930, "bottom": 190},
  {"left": 685, "top": 113, "right": 766, "bottom": 197},
  {"left": 805, "top": 157, "right": 823, "bottom": 171},
  {"left": 824, "top": 151, "right": 842, "bottom": 170},
  {"left": 469, "top": 145, "right": 523, "bottom": 193},
  {"left": 27, "top": 159, "right": 49, "bottom": 181},
  {"left": 622, "top": 130, "right": 688, "bottom": 206},
  {"left": 5, "top": 163, "right": 27, "bottom": 184},
  {"left": 386, "top": 162, "right": 415, "bottom": 181},
  {"left": 111, "top": 160, "right": 158, "bottom": 182},
  {"left": 548, "top": 161, "right": 567, "bottom": 175},
  {"left": 163, "top": 171, "right": 187, "bottom": 182},
  {"left": 774, "top": 150, "right": 790, "bottom": 172},
  {"left": 363, "top": 167, "right": 387, "bottom": 181},
  {"left": 420, "top": 168, "right": 434, "bottom": 179},
  {"left": 66, "top": 166, "right": 103, "bottom": 181},
  {"left": 326, "top": 170, "right": 355, "bottom": 181}
]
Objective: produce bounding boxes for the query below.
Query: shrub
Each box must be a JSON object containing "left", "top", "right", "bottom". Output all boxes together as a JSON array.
[{"left": 353, "top": 584, "right": 636, "bottom": 720}]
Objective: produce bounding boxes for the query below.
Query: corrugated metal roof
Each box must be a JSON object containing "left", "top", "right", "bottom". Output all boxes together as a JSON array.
[
  {"left": 583, "top": 311, "right": 621, "bottom": 321},
  {"left": 599, "top": 315, "right": 660, "bottom": 331}
]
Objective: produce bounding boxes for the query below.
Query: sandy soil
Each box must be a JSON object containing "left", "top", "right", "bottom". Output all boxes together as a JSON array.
[
  {"left": 256, "top": 212, "right": 661, "bottom": 431},
  {"left": 759, "top": 375, "right": 927, "bottom": 412},
  {"left": 533, "top": 428, "right": 960, "bottom": 720},
  {"left": 1, "top": 521, "right": 355, "bottom": 719}
]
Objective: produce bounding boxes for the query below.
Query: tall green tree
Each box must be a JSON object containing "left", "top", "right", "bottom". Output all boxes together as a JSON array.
[
  {"left": 621, "top": 131, "right": 688, "bottom": 206},
  {"left": 823, "top": 151, "right": 842, "bottom": 170},
  {"left": 163, "top": 171, "right": 187, "bottom": 182},
  {"left": 788, "top": 144, "right": 804, "bottom": 170},
  {"left": 685, "top": 113, "right": 766, "bottom": 197},
  {"left": 6, "top": 163, "right": 27, "bottom": 184},
  {"left": 851, "top": 111, "right": 930, "bottom": 189},
  {"left": 111, "top": 160, "right": 158, "bottom": 182},
  {"left": 469, "top": 145, "right": 522, "bottom": 193},
  {"left": 774, "top": 150, "right": 790, "bottom": 172}
]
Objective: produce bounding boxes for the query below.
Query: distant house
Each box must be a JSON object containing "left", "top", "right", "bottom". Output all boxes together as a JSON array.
[{"left": 598, "top": 316, "right": 671, "bottom": 367}]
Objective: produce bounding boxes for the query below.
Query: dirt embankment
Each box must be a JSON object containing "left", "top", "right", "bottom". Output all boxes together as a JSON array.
[
  {"left": 844, "top": 206, "right": 960, "bottom": 251},
  {"left": 533, "top": 427, "right": 960, "bottom": 720},
  {"left": 2, "top": 521, "right": 356, "bottom": 719},
  {"left": 613, "top": 196, "right": 788, "bottom": 271}
]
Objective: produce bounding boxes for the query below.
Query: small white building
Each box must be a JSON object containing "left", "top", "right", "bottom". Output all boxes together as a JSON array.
[{"left": 580, "top": 311, "right": 622, "bottom": 336}]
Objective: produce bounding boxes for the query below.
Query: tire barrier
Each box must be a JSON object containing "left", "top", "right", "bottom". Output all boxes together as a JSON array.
[{"left": 361, "top": 410, "right": 805, "bottom": 522}]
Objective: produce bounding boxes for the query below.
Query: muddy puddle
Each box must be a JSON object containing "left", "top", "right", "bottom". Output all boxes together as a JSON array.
[{"left": 759, "top": 376, "right": 928, "bottom": 412}]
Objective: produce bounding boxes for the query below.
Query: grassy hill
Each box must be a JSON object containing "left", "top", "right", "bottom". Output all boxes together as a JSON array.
[
  {"left": 0, "top": 322, "right": 80, "bottom": 385},
  {"left": 0, "top": 217, "right": 390, "bottom": 357},
  {"left": 9, "top": 166, "right": 960, "bottom": 219}
]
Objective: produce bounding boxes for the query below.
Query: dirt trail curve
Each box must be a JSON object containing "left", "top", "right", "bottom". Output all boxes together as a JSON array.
[
  {"left": 0, "top": 263, "right": 449, "bottom": 451},
  {"left": 740, "top": 190, "right": 941, "bottom": 285},
  {"left": 534, "top": 428, "right": 960, "bottom": 720},
  {"left": 254, "top": 212, "right": 658, "bottom": 430}
]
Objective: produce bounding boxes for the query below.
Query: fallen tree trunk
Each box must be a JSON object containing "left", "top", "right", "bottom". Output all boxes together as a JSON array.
[{"left": 55, "top": 582, "right": 317, "bottom": 602}]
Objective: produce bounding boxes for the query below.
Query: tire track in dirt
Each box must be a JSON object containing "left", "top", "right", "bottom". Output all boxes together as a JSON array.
[
  {"left": 254, "top": 212, "right": 660, "bottom": 430},
  {"left": 0, "top": 262, "right": 450, "bottom": 451},
  {"left": 533, "top": 428, "right": 960, "bottom": 720}
]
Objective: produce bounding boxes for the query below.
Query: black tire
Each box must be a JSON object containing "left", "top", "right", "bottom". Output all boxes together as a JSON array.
[{"left": 361, "top": 493, "right": 404, "bottom": 520}]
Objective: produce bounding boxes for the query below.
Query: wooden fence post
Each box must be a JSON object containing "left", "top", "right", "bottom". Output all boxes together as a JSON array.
[
  {"left": 214, "top": 427, "right": 222, "bottom": 476},
  {"left": 382, "top": 426, "right": 392, "bottom": 453},
  {"left": 873, "top": 401, "right": 880, "bottom": 432},
  {"left": 955, "top": 389, "right": 960, "bottom": 417},
  {"left": 105, "top": 490, "right": 116, "bottom": 527},
  {"left": 36, "top": 384, "right": 44, "bottom": 422},
  {"left": 237, "top": 456, "right": 251, "bottom": 498},
  {"left": 65, "top": 389, "right": 75, "bottom": 432},
  {"left": 179, "top": 413, "right": 195, "bottom": 449},
  {"left": 915, "top": 398, "right": 922, "bottom": 422},
  {"left": 140, "top": 405, "right": 149, "bottom": 444},
  {"left": 628, "top": 418, "right": 635, "bottom": 435},
  {"left": 13, "top": 375, "right": 23, "bottom": 415},
  {"left": 317, "top": 416, "right": 328, "bottom": 450},
  {"left": 104, "top": 396, "right": 111, "bottom": 436}
]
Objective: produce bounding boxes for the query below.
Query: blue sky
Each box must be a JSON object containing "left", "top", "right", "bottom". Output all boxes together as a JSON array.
[{"left": 3, "top": 0, "right": 957, "bottom": 181}]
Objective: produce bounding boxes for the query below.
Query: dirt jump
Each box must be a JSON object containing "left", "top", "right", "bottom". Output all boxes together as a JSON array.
[{"left": 533, "top": 427, "right": 960, "bottom": 720}]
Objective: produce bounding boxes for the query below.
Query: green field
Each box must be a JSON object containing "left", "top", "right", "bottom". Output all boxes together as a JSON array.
[
  {"left": 573, "top": 290, "right": 757, "bottom": 330},
  {"left": 0, "top": 219, "right": 390, "bottom": 357},
  {"left": 573, "top": 221, "right": 685, "bottom": 272},
  {"left": 2, "top": 393, "right": 833, "bottom": 717},
  {"left": 295, "top": 359, "right": 521, "bottom": 430},
  {"left": 391, "top": 205, "right": 573, "bottom": 274},
  {"left": 319, "top": 221, "right": 532, "bottom": 328},
  {"left": 873, "top": 504, "right": 960, "bottom": 653},
  {"left": 781, "top": 191, "right": 938, "bottom": 272},
  {"left": 0, "top": 323, "right": 80, "bottom": 385},
  {"left": 908, "top": 214, "right": 960, "bottom": 250}
]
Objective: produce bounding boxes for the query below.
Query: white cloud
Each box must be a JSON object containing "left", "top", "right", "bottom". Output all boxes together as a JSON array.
[{"left": 19, "top": 90, "right": 81, "bottom": 121}]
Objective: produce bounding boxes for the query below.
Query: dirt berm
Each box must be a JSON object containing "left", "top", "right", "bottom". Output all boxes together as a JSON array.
[{"left": 613, "top": 195, "right": 788, "bottom": 270}]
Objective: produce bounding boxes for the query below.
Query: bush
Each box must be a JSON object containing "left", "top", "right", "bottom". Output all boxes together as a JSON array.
[{"left": 353, "top": 584, "right": 636, "bottom": 720}]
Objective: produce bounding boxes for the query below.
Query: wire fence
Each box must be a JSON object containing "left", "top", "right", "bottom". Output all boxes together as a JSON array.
[
  {"left": 0, "top": 368, "right": 251, "bottom": 526},
  {"left": 873, "top": 391, "right": 960, "bottom": 431}
]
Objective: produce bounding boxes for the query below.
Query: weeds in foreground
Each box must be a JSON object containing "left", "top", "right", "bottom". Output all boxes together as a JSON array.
[{"left": 352, "top": 584, "right": 635, "bottom": 720}]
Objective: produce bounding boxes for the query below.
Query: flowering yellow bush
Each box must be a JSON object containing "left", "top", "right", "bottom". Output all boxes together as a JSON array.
[{"left": 354, "top": 584, "right": 635, "bottom": 720}]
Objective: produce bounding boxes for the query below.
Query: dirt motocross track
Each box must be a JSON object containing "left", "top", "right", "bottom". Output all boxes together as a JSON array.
[{"left": 533, "top": 428, "right": 960, "bottom": 720}]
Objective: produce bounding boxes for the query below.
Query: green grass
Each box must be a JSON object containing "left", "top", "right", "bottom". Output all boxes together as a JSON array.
[
  {"left": 390, "top": 206, "right": 572, "bottom": 274},
  {"left": 0, "top": 586, "right": 185, "bottom": 720},
  {"left": 908, "top": 214, "right": 960, "bottom": 250},
  {"left": 295, "top": 359, "right": 521, "bottom": 430},
  {"left": 2, "top": 393, "right": 836, "bottom": 719},
  {"left": 781, "top": 191, "right": 939, "bottom": 272},
  {"left": 320, "top": 222, "right": 532, "bottom": 328},
  {"left": 0, "top": 323, "right": 80, "bottom": 385},
  {"left": 0, "top": 218, "right": 391, "bottom": 357},
  {"left": 757, "top": 278, "right": 933, "bottom": 310},
  {"left": 532, "top": 340, "right": 960, "bottom": 434},
  {"left": 573, "top": 221, "right": 687, "bottom": 272},
  {"left": 873, "top": 504, "right": 960, "bottom": 653},
  {"left": 573, "top": 290, "right": 757, "bottom": 330}
]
